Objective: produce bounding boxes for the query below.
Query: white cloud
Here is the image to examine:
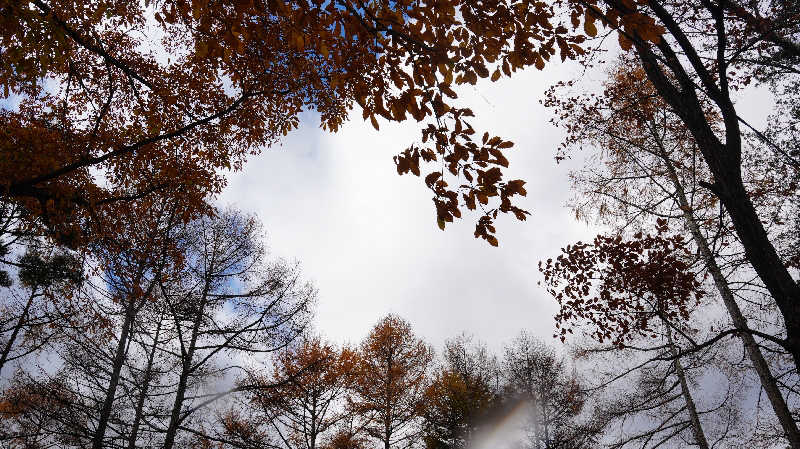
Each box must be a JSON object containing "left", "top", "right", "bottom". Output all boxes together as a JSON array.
[{"left": 219, "top": 62, "right": 599, "bottom": 353}]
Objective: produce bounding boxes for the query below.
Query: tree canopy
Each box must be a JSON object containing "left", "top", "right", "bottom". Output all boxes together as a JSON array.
[
  {"left": 3, "top": 0, "right": 800, "bottom": 447},
  {"left": 0, "top": 0, "right": 593, "bottom": 248}
]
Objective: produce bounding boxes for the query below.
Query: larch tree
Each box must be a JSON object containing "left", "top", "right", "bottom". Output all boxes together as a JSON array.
[
  {"left": 323, "top": 424, "right": 371, "bottom": 449},
  {"left": 351, "top": 314, "right": 433, "bottom": 449},
  {"left": 441, "top": 334, "right": 501, "bottom": 392},
  {"left": 89, "top": 196, "right": 187, "bottom": 449},
  {"left": 0, "top": 376, "right": 85, "bottom": 447},
  {"left": 422, "top": 334, "right": 500, "bottom": 449},
  {"left": 0, "top": 206, "right": 317, "bottom": 449},
  {"left": 0, "top": 194, "right": 189, "bottom": 449},
  {"left": 3, "top": 194, "right": 190, "bottom": 449},
  {"left": 157, "top": 209, "right": 316, "bottom": 449},
  {"left": 243, "top": 336, "right": 358, "bottom": 449}
]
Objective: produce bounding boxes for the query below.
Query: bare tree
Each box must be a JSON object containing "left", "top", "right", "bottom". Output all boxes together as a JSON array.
[
  {"left": 544, "top": 56, "right": 800, "bottom": 445},
  {"left": 1, "top": 206, "right": 316, "bottom": 449},
  {"left": 501, "top": 332, "right": 599, "bottom": 449},
  {"left": 158, "top": 209, "right": 316, "bottom": 449}
]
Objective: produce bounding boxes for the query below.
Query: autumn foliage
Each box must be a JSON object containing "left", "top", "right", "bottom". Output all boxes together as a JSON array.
[
  {"left": 3, "top": 0, "right": 800, "bottom": 447},
  {"left": 249, "top": 337, "right": 357, "bottom": 449},
  {"left": 0, "top": 0, "right": 598, "bottom": 248},
  {"left": 350, "top": 314, "right": 433, "bottom": 449},
  {"left": 540, "top": 219, "right": 704, "bottom": 346}
]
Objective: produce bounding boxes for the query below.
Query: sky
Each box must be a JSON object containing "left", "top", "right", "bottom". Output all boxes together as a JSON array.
[
  {"left": 218, "top": 62, "right": 602, "bottom": 354},
  {"left": 1, "top": 44, "right": 770, "bottom": 359},
  {"left": 216, "top": 43, "right": 776, "bottom": 356}
]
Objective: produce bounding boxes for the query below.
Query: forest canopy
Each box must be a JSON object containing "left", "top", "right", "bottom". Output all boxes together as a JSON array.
[{"left": 2, "top": 0, "right": 799, "bottom": 448}]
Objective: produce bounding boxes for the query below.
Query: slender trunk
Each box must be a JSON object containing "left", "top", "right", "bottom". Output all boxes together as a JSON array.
[
  {"left": 636, "top": 37, "right": 800, "bottom": 372},
  {"left": 539, "top": 384, "right": 549, "bottom": 449},
  {"left": 384, "top": 349, "right": 393, "bottom": 449},
  {"left": 92, "top": 299, "right": 136, "bottom": 449},
  {"left": 126, "top": 311, "right": 164, "bottom": 449},
  {"left": 682, "top": 202, "right": 800, "bottom": 445},
  {"left": 666, "top": 329, "right": 710, "bottom": 449},
  {"left": 0, "top": 289, "right": 36, "bottom": 375},
  {"left": 384, "top": 401, "right": 391, "bottom": 449},
  {"left": 161, "top": 338, "right": 193, "bottom": 449},
  {"left": 714, "top": 172, "right": 800, "bottom": 373},
  {"left": 162, "top": 297, "right": 207, "bottom": 449},
  {"left": 310, "top": 392, "right": 318, "bottom": 449},
  {"left": 655, "top": 129, "right": 800, "bottom": 447}
]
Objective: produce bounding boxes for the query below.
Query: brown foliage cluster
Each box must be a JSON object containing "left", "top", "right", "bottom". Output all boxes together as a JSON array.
[
  {"left": 540, "top": 219, "right": 704, "bottom": 346},
  {"left": 0, "top": 0, "right": 596, "bottom": 248}
]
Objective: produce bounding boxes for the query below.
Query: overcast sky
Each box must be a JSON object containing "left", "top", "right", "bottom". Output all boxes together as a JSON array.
[
  {"left": 218, "top": 62, "right": 603, "bottom": 354},
  {"left": 216, "top": 46, "right": 777, "bottom": 356}
]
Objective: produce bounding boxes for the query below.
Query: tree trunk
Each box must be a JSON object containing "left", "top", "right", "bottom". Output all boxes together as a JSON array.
[
  {"left": 162, "top": 346, "right": 192, "bottom": 449},
  {"left": 162, "top": 295, "right": 207, "bottom": 449},
  {"left": 655, "top": 127, "right": 800, "bottom": 448},
  {"left": 633, "top": 30, "right": 800, "bottom": 373},
  {"left": 385, "top": 349, "right": 393, "bottom": 449},
  {"left": 714, "top": 171, "right": 800, "bottom": 374},
  {"left": 126, "top": 311, "right": 164, "bottom": 449},
  {"left": 666, "top": 329, "right": 710, "bottom": 449},
  {"left": 92, "top": 300, "right": 136, "bottom": 449},
  {"left": 0, "top": 289, "right": 36, "bottom": 376}
]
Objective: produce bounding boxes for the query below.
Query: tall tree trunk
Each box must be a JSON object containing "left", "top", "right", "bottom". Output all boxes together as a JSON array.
[
  {"left": 384, "top": 425, "right": 391, "bottom": 449},
  {"left": 126, "top": 311, "right": 164, "bottom": 449},
  {"left": 162, "top": 295, "right": 207, "bottom": 449},
  {"left": 655, "top": 139, "right": 800, "bottom": 448},
  {"left": 666, "top": 329, "right": 710, "bottom": 449},
  {"left": 383, "top": 402, "right": 392, "bottom": 449},
  {"left": 650, "top": 122, "right": 800, "bottom": 449},
  {"left": 385, "top": 349, "right": 393, "bottom": 449},
  {"left": 634, "top": 31, "right": 800, "bottom": 373},
  {"left": 310, "top": 393, "right": 318, "bottom": 449},
  {"left": 713, "top": 171, "right": 800, "bottom": 373},
  {"left": 92, "top": 300, "right": 136, "bottom": 449}
]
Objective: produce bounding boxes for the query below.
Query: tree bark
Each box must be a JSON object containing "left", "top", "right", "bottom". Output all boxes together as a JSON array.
[
  {"left": 92, "top": 299, "right": 136, "bottom": 449},
  {"left": 126, "top": 311, "right": 164, "bottom": 449},
  {"left": 655, "top": 137, "right": 800, "bottom": 448},
  {"left": 666, "top": 329, "right": 710, "bottom": 449}
]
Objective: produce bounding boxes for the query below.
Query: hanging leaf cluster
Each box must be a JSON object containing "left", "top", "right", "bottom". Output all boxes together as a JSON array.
[
  {"left": 0, "top": 0, "right": 590, "bottom": 247},
  {"left": 539, "top": 218, "right": 704, "bottom": 346}
]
